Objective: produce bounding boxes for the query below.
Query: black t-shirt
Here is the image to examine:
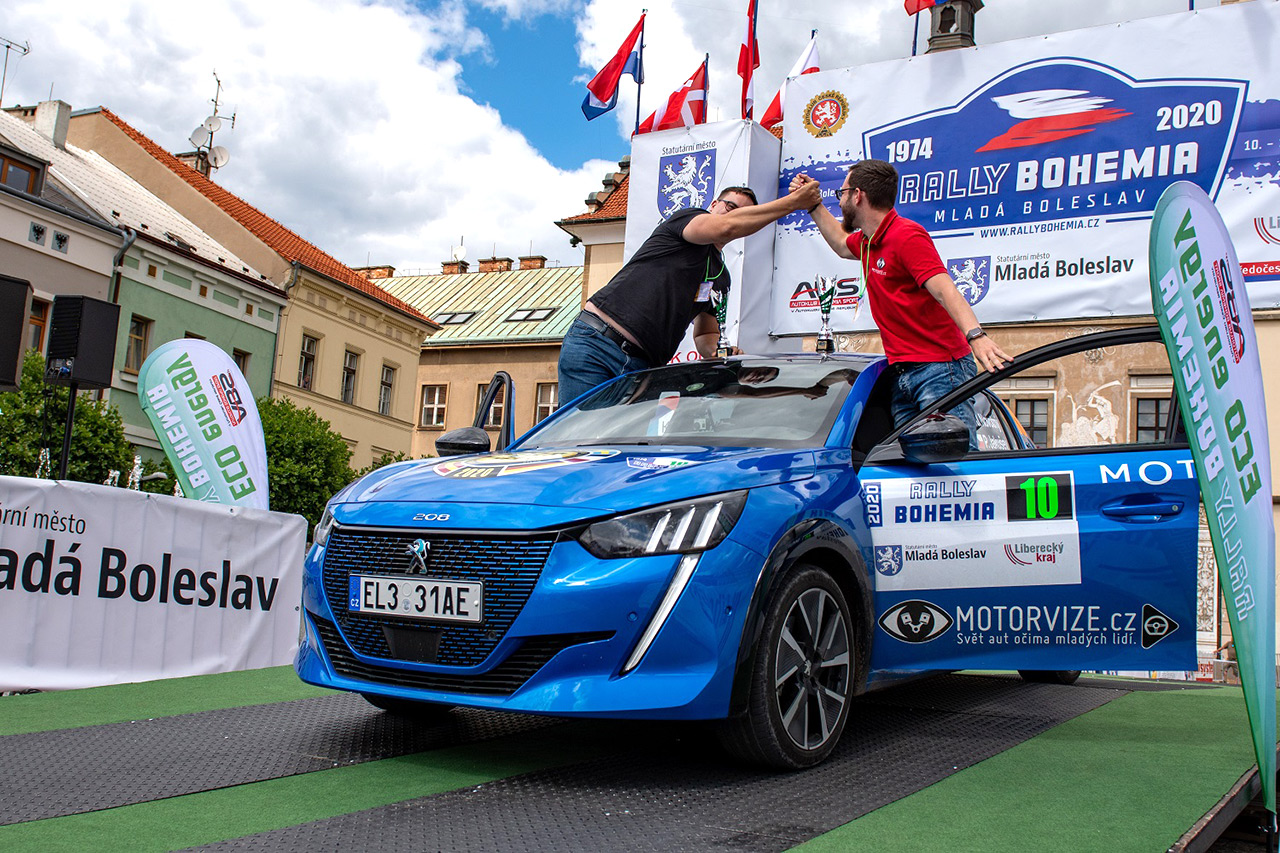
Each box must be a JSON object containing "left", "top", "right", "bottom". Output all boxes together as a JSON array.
[{"left": 588, "top": 208, "right": 730, "bottom": 365}]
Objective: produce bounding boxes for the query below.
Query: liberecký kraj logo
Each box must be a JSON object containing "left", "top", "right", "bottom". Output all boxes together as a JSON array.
[
  {"left": 946, "top": 256, "right": 991, "bottom": 305},
  {"left": 658, "top": 146, "right": 716, "bottom": 219},
  {"left": 863, "top": 58, "right": 1245, "bottom": 233}
]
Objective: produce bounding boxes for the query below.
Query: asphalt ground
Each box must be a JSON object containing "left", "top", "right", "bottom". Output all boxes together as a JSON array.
[{"left": 0, "top": 666, "right": 1271, "bottom": 852}]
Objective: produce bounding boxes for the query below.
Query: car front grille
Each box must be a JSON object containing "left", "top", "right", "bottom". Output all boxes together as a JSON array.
[
  {"left": 321, "top": 528, "right": 555, "bottom": 667},
  {"left": 312, "top": 616, "right": 612, "bottom": 696}
]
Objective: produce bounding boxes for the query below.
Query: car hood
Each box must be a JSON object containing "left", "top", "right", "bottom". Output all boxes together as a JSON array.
[{"left": 330, "top": 446, "right": 815, "bottom": 530}]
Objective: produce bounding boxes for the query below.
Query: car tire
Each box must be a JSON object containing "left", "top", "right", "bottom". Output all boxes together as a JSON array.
[
  {"left": 1018, "top": 670, "right": 1081, "bottom": 685},
  {"left": 361, "top": 693, "right": 454, "bottom": 719},
  {"left": 718, "top": 564, "right": 855, "bottom": 770}
]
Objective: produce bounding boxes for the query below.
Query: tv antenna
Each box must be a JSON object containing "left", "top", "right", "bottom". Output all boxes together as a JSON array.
[
  {"left": 187, "top": 71, "right": 237, "bottom": 174},
  {"left": 0, "top": 36, "right": 31, "bottom": 110}
]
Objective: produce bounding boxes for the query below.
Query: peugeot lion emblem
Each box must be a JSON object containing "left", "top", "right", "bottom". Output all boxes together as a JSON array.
[{"left": 406, "top": 539, "right": 430, "bottom": 574}]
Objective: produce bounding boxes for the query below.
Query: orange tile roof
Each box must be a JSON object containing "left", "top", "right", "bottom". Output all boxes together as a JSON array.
[
  {"left": 560, "top": 173, "right": 629, "bottom": 223},
  {"left": 97, "top": 107, "right": 433, "bottom": 326}
]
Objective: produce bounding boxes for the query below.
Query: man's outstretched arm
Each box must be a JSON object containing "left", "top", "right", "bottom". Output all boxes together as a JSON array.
[{"left": 682, "top": 181, "right": 820, "bottom": 245}]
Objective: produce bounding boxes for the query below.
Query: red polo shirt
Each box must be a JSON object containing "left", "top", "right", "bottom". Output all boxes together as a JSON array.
[{"left": 846, "top": 209, "right": 970, "bottom": 364}]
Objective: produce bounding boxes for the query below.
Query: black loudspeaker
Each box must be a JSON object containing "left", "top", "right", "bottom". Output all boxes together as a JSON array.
[
  {"left": 0, "top": 275, "right": 33, "bottom": 392},
  {"left": 44, "top": 294, "right": 120, "bottom": 390}
]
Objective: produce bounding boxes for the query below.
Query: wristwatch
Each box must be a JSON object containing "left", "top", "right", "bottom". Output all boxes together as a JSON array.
[{"left": 965, "top": 327, "right": 986, "bottom": 343}]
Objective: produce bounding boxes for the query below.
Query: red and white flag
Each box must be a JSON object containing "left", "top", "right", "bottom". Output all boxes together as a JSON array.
[
  {"left": 738, "top": 0, "right": 760, "bottom": 119},
  {"left": 904, "top": 0, "right": 937, "bottom": 14},
  {"left": 759, "top": 34, "right": 820, "bottom": 130},
  {"left": 636, "top": 60, "right": 708, "bottom": 134}
]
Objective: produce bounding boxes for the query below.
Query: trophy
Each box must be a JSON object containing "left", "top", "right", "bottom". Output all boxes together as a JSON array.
[
  {"left": 714, "top": 293, "right": 733, "bottom": 358},
  {"left": 815, "top": 274, "right": 836, "bottom": 354}
]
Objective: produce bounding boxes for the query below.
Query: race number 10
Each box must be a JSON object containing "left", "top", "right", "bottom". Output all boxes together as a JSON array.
[{"left": 1005, "top": 473, "right": 1074, "bottom": 522}]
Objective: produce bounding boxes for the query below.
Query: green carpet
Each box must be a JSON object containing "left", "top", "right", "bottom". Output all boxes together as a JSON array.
[
  {"left": 0, "top": 666, "right": 327, "bottom": 736},
  {"left": 799, "top": 684, "right": 1272, "bottom": 853}
]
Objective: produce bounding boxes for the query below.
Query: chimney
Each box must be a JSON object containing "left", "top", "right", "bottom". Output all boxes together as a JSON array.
[
  {"left": 352, "top": 265, "right": 396, "bottom": 280},
  {"left": 478, "top": 256, "right": 514, "bottom": 273},
  {"left": 518, "top": 255, "right": 547, "bottom": 270},
  {"left": 174, "top": 150, "right": 211, "bottom": 178},
  {"left": 442, "top": 260, "right": 470, "bottom": 274},
  {"left": 34, "top": 100, "right": 72, "bottom": 149}
]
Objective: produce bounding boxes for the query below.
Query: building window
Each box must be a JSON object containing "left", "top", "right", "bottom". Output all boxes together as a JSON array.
[
  {"left": 124, "top": 315, "right": 152, "bottom": 372},
  {"left": 232, "top": 349, "right": 250, "bottom": 375},
  {"left": 535, "top": 383, "right": 558, "bottom": 422},
  {"left": 378, "top": 365, "right": 395, "bottom": 416},
  {"left": 433, "top": 312, "right": 476, "bottom": 325},
  {"left": 420, "top": 384, "right": 447, "bottom": 427},
  {"left": 506, "top": 308, "right": 556, "bottom": 322},
  {"left": 27, "top": 300, "right": 48, "bottom": 353},
  {"left": 1134, "top": 396, "right": 1172, "bottom": 444},
  {"left": 298, "top": 335, "right": 318, "bottom": 390},
  {"left": 341, "top": 351, "right": 359, "bottom": 404},
  {"left": 0, "top": 153, "right": 40, "bottom": 194},
  {"left": 1014, "top": 397, "right": 1050, "bottom": 448},
  {"left": 476, "top": 383, "right": 505, "bottom": 429},
  {"left": 185, "top": 331, "right": 205, "bottom": 340}
]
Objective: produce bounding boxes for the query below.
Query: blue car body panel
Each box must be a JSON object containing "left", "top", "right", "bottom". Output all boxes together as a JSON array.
[{"left": 296, "top": 345, "right": 1198, "bottom": 722}]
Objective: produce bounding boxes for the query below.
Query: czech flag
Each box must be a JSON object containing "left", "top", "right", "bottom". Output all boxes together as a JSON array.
[
  {"left": 582, "top": 14, "right": 645, "bottom": 121},
  {"left": 636, "top": 60, "right": 708, "bottom": 135},
  {"left": 759, "top": 34, "right": 820, "bottom": 130},
  {"left": 738, "top": 0, "right": 760, "bottom": 119},
  {"left": 904, "top": 0, "right": 937, "bottom": 13}
]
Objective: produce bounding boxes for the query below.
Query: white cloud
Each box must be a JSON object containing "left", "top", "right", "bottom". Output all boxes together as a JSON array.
[{"left": 2, "top": 0, "right": 608, "bottom": 273}]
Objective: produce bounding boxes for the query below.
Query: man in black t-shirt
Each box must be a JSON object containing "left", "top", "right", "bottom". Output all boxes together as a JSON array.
[{"left": 558, "top": 181, "right": 821, "bottom": 404}]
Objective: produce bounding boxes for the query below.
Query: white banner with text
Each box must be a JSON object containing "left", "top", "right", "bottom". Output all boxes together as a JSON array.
[{"left": 0, "top": 476, "right": 306, "bottom": 691}]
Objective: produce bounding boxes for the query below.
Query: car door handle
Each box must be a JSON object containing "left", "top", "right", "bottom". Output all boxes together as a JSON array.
[{"left": 1100, "top": 500, "right": 1185, "bottom": 523}]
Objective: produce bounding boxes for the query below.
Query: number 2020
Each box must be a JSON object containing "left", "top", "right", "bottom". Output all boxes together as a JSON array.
[{"left": 1156, "top": 101, "right": 1222, "bottom": 131}]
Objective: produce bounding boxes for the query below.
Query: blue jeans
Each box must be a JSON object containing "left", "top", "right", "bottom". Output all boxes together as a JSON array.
[
  {"left": 890, "top": 356, "right": 979, "bottom": 450},
  {"left": 558, "top": 317, "right": 650, "bottom": 406}
]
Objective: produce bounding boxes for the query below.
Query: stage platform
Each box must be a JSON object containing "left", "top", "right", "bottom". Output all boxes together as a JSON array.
[{"left": 0, "top": 667, "right": 1271, "bottom": 851}]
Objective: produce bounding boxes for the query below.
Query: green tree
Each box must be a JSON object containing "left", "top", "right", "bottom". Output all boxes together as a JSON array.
[
  {"left": 258, "top": 396, "right": 353, "bottom": 527},
  {"left": 0, "top": 350, "right": 133, "bottom": 483},
  {"left": 352, "top": 450, "right": 413, "bottom": 480}
]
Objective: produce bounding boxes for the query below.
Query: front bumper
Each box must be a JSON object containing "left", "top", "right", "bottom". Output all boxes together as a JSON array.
[{"left": 294, "top": 530, "right": 764, "bottom": 720}]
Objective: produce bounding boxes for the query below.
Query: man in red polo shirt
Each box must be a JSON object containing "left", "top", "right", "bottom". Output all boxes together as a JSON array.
[{"left": 792, "top": 160, "right": 1010, "bottom": 446}]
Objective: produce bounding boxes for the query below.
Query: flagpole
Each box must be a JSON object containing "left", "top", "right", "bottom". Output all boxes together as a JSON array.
[
  {"left": 635, "top": 9, "right": 646, "bottom": 135},
  {"left": 704, "top": 53, "right": 710, "bottom": 124},
  {"left": 911, "top": 11, "right": 920, "bottom": 57}
]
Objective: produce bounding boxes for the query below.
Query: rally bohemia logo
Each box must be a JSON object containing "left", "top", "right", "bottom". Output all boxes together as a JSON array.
[{"left": 862, "top": 58, "right": 1245, "bottom": 232}]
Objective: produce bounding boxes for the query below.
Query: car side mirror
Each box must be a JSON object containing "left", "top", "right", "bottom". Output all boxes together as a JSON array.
[
  {"left": 899, "top": 413, "right": 969, "bottom": 464},
  {"left": 435, "top": 427, "right": 491, "bottom": 457}
]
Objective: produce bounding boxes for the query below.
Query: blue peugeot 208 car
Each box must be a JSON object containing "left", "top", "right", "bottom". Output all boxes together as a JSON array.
[{"left": 296, "top": 328, "right": 1198, "bottom": 769}]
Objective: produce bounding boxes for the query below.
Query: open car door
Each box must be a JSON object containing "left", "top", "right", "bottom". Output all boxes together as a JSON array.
[{"left": 858, "top": 327, "right": 1198, "bottom": 673}]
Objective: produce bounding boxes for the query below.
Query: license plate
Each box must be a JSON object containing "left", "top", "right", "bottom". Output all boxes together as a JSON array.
[{"left": 348, "top": 575, "right": 484, "bottom": 624}]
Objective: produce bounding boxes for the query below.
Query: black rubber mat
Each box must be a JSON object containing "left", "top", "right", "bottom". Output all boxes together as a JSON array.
[
  {"left": 0, "top": 693, "right": 557, "bottom": 825},
  {"left": 193, "top": 674, "right": 1126, "bottom": 852}
]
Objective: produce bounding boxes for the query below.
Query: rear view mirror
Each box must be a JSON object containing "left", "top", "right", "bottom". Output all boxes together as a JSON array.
[{"left": 899, "top": 413, "right": 969, "bottom": 464}]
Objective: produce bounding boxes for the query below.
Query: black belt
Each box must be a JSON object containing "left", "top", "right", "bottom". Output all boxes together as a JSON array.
[{"left": 576, "top": 310, "right": 649, "bottom": 361}]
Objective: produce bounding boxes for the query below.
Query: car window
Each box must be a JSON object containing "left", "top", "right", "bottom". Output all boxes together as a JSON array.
[
  {"left": 520, "top": 360, "right": 863, "bottom": 450},
  {"left": 864, "top": 327, "right": 1187, "bottom": 464},
  {"left": 981, "top": 336, "right": 1179, "bottom": 453}
]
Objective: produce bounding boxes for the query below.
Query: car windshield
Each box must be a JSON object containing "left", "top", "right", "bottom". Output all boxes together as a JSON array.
[{"left": 521, "top": 359, "right": 863, "bottom": 449}]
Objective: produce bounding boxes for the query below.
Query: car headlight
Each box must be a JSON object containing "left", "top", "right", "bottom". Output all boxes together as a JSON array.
[
  {"left": 313, "top": 506, "right": 337, "bottom": 547},
  {"left": 577, "top": 491, "right": 747, "bottom": 559}
]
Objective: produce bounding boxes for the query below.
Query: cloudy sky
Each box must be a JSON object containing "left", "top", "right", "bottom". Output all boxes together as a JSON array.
[{"left": 1, "top": 0, "right": 1223, "bottom": 274}]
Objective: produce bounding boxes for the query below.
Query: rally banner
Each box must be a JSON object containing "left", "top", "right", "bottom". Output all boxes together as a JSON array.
[
  {"left": 138, "top": 339, "right": 269, "bottom": 509},
  {"left": 772, "top": 0, "right": 1280, "bottom": 338},
  {"left": 0, "top": 477, "right": 306, "bottom": 691},
  {"left": 627, "top": 119, "right": 782, "bottom": 357},
  {"left": 1150, "top": 182, "right": 1276, "bottom": 810}
]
